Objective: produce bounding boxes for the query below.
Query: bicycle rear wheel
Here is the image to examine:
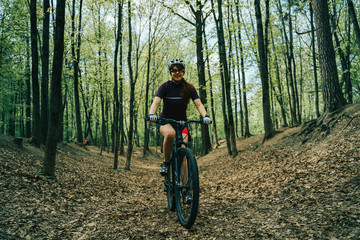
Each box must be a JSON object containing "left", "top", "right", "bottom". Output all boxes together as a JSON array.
[
  {"left": 175, "top": 147, "right": 199, "bottom": 229},
  {"left": 166, "top": 162, "right": 175, "bottom": 211}
]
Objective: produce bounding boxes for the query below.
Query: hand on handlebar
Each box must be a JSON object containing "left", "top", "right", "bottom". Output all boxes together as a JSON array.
[
  {"left": 202, "top": 115, "right": 211, "bottom": 125},
  {"left": 147, "top": 114, "right": 158, "bottom": 122}
]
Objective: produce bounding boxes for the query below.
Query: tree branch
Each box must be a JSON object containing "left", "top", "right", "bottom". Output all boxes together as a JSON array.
[{"left": 158, "top": 0, "right": 195, "bottom": 26}]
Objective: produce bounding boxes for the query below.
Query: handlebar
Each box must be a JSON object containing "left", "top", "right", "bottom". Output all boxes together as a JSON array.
[
  {"left": 156, "top": 118, "right": 206, "bottom": 126},
  {"left": 151, "top": 118, "right": 211, "bottom": 125}
]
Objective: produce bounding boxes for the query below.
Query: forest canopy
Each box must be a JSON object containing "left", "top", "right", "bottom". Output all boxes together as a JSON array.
[{"left": 0, "top": 0, "right": 359, "bottom": 172}]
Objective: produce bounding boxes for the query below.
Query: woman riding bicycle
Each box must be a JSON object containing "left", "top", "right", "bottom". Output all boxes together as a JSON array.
[{"left": 148, "top": 58, "right": 211, "bottom": 176}]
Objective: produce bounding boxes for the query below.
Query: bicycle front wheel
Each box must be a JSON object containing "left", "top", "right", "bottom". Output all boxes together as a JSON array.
[{"left": 175, "top": 147, "right": 199, "bottom": 229}]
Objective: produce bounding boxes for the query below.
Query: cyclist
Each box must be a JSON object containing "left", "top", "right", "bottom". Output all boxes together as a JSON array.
[{"left": 148, "top": 58, "right": 211, "bottom": 176}]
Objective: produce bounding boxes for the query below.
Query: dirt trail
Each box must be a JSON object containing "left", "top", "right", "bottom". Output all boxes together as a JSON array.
[{"left": 1, "top": 104, "right": 360, "bottom": 239}]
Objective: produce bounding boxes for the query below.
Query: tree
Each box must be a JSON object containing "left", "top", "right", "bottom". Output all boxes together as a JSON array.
[
  {"left": 254, "top": 0, "right": 274, "bottom": 141},
  {"left": 30, "top": 0, "right": 41, "bottom": 146},
  {"left": 71, "top": 0, "right": 84, "bottom": 143},
  {"left": 125, "top": 0, "right": 135, "bottom": 171},
  {"left": 113, "top": 0, "right": 123, "bottom": 170},
  {"left": 309, "top": 2, "right": 320, "bottom": 118},
  {"left": 313, "top": 0, "right": 346, "bottom": 120},
  {"left": 43, "top": 0, "right": 66, "bottom": 177},
  {"left": 330, "top": 1, "right": 352, "bottom": 104},
  {"left": 348, "top": 0, "right": 360, "bottom": 53},
  {"left": 203, "top": 21, "right": 220, "bottom": 147},
  {"left": 40, "top": 0, "right": 50, "bottom": 144},
  {"left": 235, "top": 1, "right": 251, "bottom": 137},
  {"left": 211, "top": 0, "right": 238, "bottom": 157}
]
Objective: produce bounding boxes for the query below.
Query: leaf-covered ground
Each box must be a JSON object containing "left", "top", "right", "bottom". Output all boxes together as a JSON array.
[{"left": 1, "top": 104, "right": 360, "bottom": 239}]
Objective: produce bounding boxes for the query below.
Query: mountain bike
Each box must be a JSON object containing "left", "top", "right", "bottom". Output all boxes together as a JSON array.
[{"left": 156, "top": 118, "right": 205, "bottom": 229}]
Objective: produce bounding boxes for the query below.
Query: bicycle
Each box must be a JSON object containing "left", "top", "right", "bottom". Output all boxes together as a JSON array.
[{"left": 155, "top": 117, "right": 207, "bottom": 229}]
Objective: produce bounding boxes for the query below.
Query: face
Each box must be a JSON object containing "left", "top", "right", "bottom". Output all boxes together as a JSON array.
[{"left": 170, "top": 66, "right": 184, "bottom": 82}]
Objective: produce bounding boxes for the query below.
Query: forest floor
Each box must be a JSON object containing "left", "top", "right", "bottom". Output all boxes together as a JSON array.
[{"left": 1, "top": 104, "right": 360, "bottom": 240}]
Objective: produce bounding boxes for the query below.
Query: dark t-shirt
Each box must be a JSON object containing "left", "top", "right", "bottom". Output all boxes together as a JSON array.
[{"left": 156, "top": 80, "right": 199, "bottom": 120}]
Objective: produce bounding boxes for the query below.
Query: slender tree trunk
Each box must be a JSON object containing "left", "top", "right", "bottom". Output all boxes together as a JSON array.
[
  {"left": 30, "top": 0, "right": 41, "bottom": 146},
  {"left": 214, "top": 0, "right": 237, "bottom": 157},
  {"left": 235, "top": 2, "right": 250, "bottom": 137},
  {"left": 143, "top": 4, "right": 152, "bottom": 156},
  {"left": 254, "top": 0, "right": 274, "bottom": 141},
  {"left": 288, "top": 1, "right": 300, "bottom": 124},
  {"left": 270, "top": 29, "right": 288, "bottom": 127},
  {"left": 41, "top": 0, "right": 50, "bottom": 144},
  {"left": 203, "top": 24, "right": 219, "bottom": 148},
  {"left": 309, "top": 3, "right": 320, "bottom": 118},
  {"left": 195, "top": 1, "right": 212, "bottom": 155},
  {"left": 348, "top": 0, "right": 360, "bottom": 53},
  {"left": 211, "top": 0, "right": 231, "bottom": 156},
  {"left": 43, "top": 0, "right": 66, "bottom": 177},
  {"left": 119, "top": 28, "right": 125, "bottom": 156},
  {"left": 228, "top": 5, "right": 239, "bottom": 138},
  {"left": 313, "top": 0, "right": 346, "bottom": 120},
  {"left": 330, "top": 4, "right": 351, "bottom": 105},
  {"left": 276, "top": 0, "right": 297, "bottom": 125},
  {"left": 125, "top": 0, "right": 135, "bottom": 170},
  {"left": 113, "top": 0, "right": 122, "bottom": 170},
  {"left": 26, "top": 28, "right": 31, "bottom": 138},
  {"left": 71, "top": 0, "right": 83, "bottom": 143},
  {"left": 232, "top": 8, "right": 244, "bottom": 137},
  {"left": 345, "top": 12, "right": 352, "bottom": 104}
]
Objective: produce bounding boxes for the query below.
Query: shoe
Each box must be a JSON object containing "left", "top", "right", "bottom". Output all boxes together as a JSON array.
[
  {"left": 183, "top": 190, "right": 193, "bottom": 204},
  {"left": 160, "top": 162, "right": 168, "bottom": 176}
]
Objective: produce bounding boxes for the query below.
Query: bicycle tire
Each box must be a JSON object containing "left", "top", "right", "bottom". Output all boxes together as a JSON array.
[
  {"left": 175, "top": 147, "right": 199, "bottom": 229},
  {"left": 166, "top": 161, "right": 175, "bottom": 211}
]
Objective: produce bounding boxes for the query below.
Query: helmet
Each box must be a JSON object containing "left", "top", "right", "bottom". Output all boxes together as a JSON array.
[{"left": 168, "top": 59, "right": 185, "bottom": 71}]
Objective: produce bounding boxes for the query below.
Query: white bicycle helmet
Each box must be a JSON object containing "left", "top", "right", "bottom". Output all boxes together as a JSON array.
[{"left": 168, "top": 59, "right": 185, "bottom": 71}]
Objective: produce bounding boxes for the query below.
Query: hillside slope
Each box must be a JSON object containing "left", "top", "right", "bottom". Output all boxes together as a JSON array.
[{"left": 0, "top": 104, "right": 359, "bottom": 239}]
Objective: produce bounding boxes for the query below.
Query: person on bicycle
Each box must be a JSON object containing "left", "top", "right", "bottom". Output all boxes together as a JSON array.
[{"left": 147, "top": 58, "right": 211, "bottom": 176}]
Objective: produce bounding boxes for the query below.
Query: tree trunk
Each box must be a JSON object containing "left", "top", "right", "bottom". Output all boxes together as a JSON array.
[
  {"left": 330, "top": 4, "right": 352, "bottom": 105},
  {"left": 43, "top": 0, "right": 66, "bottom": 177},
  {"left": 143, "top": 6, "right": 152, "bottom": 157},
  {"left": 254, "top": 0, "right": 274, "bottom": 141},
  {"left": 194, "top": 0, "right": 212, "bottom": 155},
  {"left": 313, "top": 0, "right": 346, "bottom": 119},
  {"left": 30, "top": 0, "right": 41, "bottom": 146},
  {"left": 348, "top": 0, "right": 360, "bottom": 53},
  {"left": 309, "top": 3, "right": 320, "bottom": 118},
  {"left": 276, "top": 0, "right": 297, "bottom": 125},
  {"left": 235, "top": 2, "right": 251, "bottom": 137},
  {"left": 41, "top": 0, "right": 50, "bottom": 144},
  {"left": 270, "top": 29, "right": 288, "bottom": 127},
  {"left": 125, "top": 0, "right": 135, "bottom": 171},
  {"left": 203, "top": 24, "right": 219, "bottom": 148},
  {"left": 211, "top": 0, "right": 231, "bottom": 156},
  {"left": 113, "top": 0, "right": 123, "bottom": 170},
  {"left": 26, "top": 27, "right": 31, "bottom": 138},
  {"left": 213, "top": 0, "right": 237, "bottom": 157},
  {"left": 71, "top": 0, "right": 83, "bottom": 143}
]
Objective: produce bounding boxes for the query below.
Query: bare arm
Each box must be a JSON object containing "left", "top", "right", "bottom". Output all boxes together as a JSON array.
[
  {"left": 193, "top": 98, "right": 208, "bottom": 117},
  {"left": 149, "top": 96, "right": 162, "bottom": 115}
]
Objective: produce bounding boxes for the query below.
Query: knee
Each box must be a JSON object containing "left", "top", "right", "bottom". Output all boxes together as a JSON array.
[{"left": 164, "top": 131, "right": 176, "bottom": 141}]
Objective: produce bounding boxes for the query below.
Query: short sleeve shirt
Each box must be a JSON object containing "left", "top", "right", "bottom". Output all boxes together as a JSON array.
[{"left": 155, "top": 80, "right": 199, "bottom": 120}]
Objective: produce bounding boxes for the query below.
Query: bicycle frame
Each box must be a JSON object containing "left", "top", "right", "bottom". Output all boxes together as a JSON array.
[{"left": 157, "top": 119, "right": 196, "bottom": 191}]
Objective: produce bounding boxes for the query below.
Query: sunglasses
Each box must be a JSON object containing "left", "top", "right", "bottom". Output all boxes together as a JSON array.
[{"left": 170, "top": 68, "right": 184, "bottom": 73}]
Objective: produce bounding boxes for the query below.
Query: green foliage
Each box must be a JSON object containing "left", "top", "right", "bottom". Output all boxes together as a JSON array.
[{"left": 1, "top": 0, "right": 359, "bottom": 152}]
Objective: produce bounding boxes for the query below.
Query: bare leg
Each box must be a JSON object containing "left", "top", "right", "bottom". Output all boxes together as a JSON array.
[
  {"left": 181, "top": 133, "right": 189, "bottom": 184},
  {"left": 159, "top": 124, "right": 176, "bottom": 163}
]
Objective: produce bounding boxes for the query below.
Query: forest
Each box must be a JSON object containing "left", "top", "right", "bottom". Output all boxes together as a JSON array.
[{"left": 0, "top": 0, "right": 360, "bottom": 176}]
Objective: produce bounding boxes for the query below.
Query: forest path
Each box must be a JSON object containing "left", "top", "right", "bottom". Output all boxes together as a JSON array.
[{"left": 1, "top": 104, "right": 360, "bottom": 239}]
